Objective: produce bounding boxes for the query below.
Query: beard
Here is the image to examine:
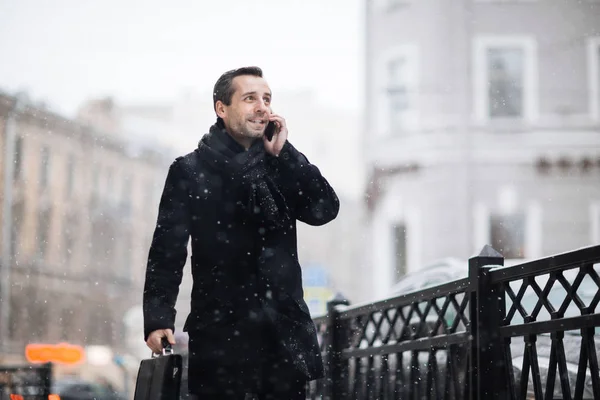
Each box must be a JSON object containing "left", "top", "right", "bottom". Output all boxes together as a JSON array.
[
  {"left": 239, "top": 117, "right": 267, "bottom": 138},
  {"left": 222, "top": 112, "right": 268, "bottom": 141}
]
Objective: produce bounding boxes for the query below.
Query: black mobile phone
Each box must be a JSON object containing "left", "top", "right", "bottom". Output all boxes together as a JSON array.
[{"left": 265, "top": 121, "right": 277, "bottom": 141}]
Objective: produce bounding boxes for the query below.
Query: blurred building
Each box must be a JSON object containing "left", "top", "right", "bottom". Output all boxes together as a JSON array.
[
  {"left": 364, "top": 1, "right": 600, "bottom": 295},
  {"left": 0, "top": 92, "right": 171, "bottom": 368}
]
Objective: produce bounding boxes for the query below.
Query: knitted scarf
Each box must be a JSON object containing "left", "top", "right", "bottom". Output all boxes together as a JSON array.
[{"left": 195, "top": 122, "right": 291, "bottom": 231}]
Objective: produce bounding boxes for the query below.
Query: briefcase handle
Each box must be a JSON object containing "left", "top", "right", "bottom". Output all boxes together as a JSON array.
[{"left": 151, "top": 337, "right": 174, "bottom": 358}]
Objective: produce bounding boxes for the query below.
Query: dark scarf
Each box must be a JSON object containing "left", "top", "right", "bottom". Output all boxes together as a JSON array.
[{"left": 195, "top": 120, "right": 291, "bottom": 231}]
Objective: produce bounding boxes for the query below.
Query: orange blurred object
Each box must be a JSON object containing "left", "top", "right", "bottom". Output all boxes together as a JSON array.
[{"left": 25, "top": 343, "right": 85, "bottom": 365}]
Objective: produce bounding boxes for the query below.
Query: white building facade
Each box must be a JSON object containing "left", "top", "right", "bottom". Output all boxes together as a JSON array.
[{"left": 364, "top": 0, "right": 600, "bottom": 295}]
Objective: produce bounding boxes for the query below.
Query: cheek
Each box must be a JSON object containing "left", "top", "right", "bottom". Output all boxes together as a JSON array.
[
  {"left": 233, "top": 108, "right": 247, "bottom": 120},
  {"left": 226, "top": 109, "right": 241, "bottom": 123}
]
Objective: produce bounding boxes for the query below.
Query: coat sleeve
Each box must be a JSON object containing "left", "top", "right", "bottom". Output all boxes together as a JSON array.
[
  {"left": 272, "top": 141, "right": 340, "bottom": 226},
  {"left": 143, "top": 159, "right": 191, "bottom": 341}
]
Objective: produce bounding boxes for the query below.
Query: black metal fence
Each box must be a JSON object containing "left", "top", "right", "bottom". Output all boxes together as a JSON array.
[
  {"left": 306, "top": 244, "right": 600, "bottom": 400},
  {"left": 0, "top": 363, "right": 52, "bottom": 400}
]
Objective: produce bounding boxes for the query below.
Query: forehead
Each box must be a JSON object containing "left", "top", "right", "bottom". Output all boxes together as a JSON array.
[{"left": 232, "top": 75, "right": 271, "bottom": 96}]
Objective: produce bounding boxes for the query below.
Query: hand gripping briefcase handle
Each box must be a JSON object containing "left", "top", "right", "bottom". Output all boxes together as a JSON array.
[
  {"left": 134, "top": 337, "right": 183, "bottom": 400},
  {"left": 152, "top": 338, "right": 174, "bottom": 357}
]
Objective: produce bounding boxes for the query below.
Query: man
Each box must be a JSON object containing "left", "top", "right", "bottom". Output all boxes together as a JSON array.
[{"left": 143, "top": 66, "right": 340, "bottom": 399}]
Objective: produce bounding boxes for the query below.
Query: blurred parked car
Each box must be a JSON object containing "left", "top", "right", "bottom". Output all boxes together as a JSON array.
[
  {"left": 389, "top": 258, "right": 466, "bottom": 296},
  {"left": 51, "top": 379, "right": 126, "bottom": 400}
]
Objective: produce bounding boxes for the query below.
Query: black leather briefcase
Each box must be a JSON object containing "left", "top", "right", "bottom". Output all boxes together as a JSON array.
[{"left": 133, "top": 339, "right": 182, "bottom": 400}]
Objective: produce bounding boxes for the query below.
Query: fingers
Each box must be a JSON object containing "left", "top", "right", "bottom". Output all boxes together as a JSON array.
[
  {"left": 146, "top": 339, "right": 161, "bottom": 354},
  {"left": 146, "top": 329, "right": 175, "bottom": 354},
  {"left": 165, "top": 329, "right": 176, "bottom": 345},
  {"left": 268, "top": 114, "right": 286, "bottom": 127},
  {"left": 268, "top": 114, "right": 288, "bottom": 140},
  {"left": 146, "top": 332, "right": 163, "bottom": 354}
]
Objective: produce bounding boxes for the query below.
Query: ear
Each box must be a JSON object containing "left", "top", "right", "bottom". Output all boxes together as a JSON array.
[{"left": 215, "top": 100, "right": 227, "bottom": 119}]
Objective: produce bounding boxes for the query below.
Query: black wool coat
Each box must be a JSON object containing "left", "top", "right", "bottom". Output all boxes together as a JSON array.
[{"left": 143, "top": 127, "right": 339, "bottom": 392}]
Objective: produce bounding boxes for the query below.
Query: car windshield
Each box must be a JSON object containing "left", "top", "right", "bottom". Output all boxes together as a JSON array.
[{"left": 51, "top": 380, "right": 75, "bottom": 393}]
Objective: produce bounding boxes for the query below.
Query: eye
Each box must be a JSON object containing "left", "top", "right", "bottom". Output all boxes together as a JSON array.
[
  {"left": 264, "top": 98, "right": 271, "bottom": 104},
  {"left": 245, "top": 96, "right": 254, "bottom": 101}
]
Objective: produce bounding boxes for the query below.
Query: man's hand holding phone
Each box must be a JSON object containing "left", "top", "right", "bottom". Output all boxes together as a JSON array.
[{"left": 263, "top": 113, "right": 288, "bottom": 157}]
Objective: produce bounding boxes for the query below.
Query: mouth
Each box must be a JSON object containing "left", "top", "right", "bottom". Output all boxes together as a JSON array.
[{"left": 248, "top": 118, "right": 267, "bottom": 126}]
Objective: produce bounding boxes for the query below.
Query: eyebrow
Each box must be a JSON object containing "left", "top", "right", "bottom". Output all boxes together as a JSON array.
[{"left": 241, "top": 91, "right": 272, "bottom": 98}]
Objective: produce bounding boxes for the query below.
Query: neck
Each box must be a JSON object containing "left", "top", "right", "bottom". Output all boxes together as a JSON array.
[
  {"left": 218, "top": 118, "right": 255, "bottom": 150},
  {"left": 227, "top": 131, "right": 255, "bottom": 150}
]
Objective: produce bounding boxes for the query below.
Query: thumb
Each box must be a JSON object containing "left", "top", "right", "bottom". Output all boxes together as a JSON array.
[{"left": 165, "top": 329, "right": 176, "bottom": 345}]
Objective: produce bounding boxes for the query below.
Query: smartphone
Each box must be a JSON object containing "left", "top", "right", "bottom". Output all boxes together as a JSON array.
[{"left": 265, "top": 121, "right": 277, "bottom": 141}]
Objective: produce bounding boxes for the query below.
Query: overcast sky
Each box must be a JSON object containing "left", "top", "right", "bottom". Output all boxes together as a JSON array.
[{"left": 0, "top": 0, "right": 363, "bottom": 116}]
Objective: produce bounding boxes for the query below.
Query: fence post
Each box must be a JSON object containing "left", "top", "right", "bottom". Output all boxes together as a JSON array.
[
  {"left": 326, "top": 293, "right": 350, "bottom": 400},
  {"left": 41, "top": 362, "right": 53, "bottom": 399},
  {"left": 469, "top": 244, "right": 507, "bottom": 400}
]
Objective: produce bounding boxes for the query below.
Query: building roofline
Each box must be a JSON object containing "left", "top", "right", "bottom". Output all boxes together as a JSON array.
[{"left": 0, "top": 90, "right": 172, "bottom": 167}]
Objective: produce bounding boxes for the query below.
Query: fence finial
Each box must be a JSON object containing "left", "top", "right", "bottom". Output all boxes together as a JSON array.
[
  {"left": 330, "top": 292, "right": 350, "bottom": 305},
  {"left": 477, "top": 244, "right": 503, "bottom": 259}
]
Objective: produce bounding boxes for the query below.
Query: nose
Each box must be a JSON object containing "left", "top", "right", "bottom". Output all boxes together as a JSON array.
[{"left": 255, "top": 99, "right": 269, "bottom": 114}]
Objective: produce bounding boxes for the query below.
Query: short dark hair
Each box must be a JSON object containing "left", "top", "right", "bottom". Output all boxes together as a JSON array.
[{"left": 213, "top": 66, "right": 263, "bottom": 112}]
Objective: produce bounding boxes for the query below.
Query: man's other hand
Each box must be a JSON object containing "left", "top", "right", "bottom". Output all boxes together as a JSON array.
[{"left": 146, "top": 328, "right": 176, "bottom": 354}]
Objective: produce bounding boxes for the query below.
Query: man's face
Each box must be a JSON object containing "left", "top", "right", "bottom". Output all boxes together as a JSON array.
[{"left": 218, "top": 75, "right": 272, "bottom": 140}]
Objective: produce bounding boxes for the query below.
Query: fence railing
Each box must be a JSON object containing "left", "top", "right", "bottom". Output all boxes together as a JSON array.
[{"left": 306, "top": 244, "right": 600, "bottom": 400}]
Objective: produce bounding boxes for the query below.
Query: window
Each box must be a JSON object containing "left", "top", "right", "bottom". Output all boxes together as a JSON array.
[
  {"left": 474, "top": 199, "right": 541, "bottom": 259},
  {"left": 66, "top": 154, "right": 75, "bottom": 198},
  {"left": 8, "top": 291, "right": 20, "bottom": 340},
  {"left": 63, "top": 228, "right": 74, "bottom": 265},
  {"left": 588, "top": 37, "right": 600, "bottom": 122},
  {"left": 37, "top": 207, "right": 52, "bottom": 260},
  {"left": 378, "top": 45, "right": 419, "bottom": 135},
  {"left": 30, "top": 294, "right": 49, "bottom": 340},
  {"left": 39, "top": 145, "right": 51, "bottom": 189},
  {"left": 60, "top": 309, "right": 73, "bottom": 340},
  {"left": 14, "top": 135, "right": 23, "bottom": 181},
  {"left": 10, "top": 201, "right": 25, "bottom": 259},
  {"left": 63, "top": 214, "right": 78, "bottom": 267},
  {"left": 487, "top": 48, "right": 524, "bottom": 118},
  {"left": 490, "top": 213, "right": 526, "bottom": 259},
  {"left": 392, "top": 223, "right": 408, "bottom": 282},
  {"left": 388, "top": 58, "right": 411, "bottom": 132},
  {"left": 474, "top": 36, "right": 537, "bottom": 123}
]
